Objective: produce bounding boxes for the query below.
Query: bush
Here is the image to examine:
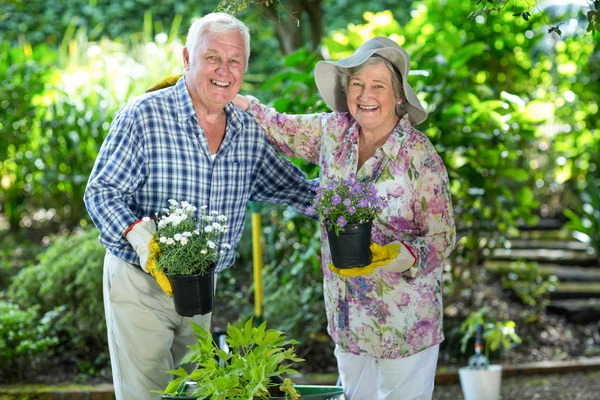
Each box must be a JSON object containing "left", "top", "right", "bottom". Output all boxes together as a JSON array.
[
  {"left": 0, "top": 300, "right": 63, "bottom": 381},
  {"left": 7, "top": 228, "right": 107, "bottom": 368}
]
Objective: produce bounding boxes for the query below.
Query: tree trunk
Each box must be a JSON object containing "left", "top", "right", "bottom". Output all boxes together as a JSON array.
[{"left": 260, "top": 0, "right": 323, "bottom": 55}]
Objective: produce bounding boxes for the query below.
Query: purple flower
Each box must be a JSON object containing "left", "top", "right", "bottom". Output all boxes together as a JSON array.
[
  {"left": 343, "top": 198, "right": 352, "bottom": 206},
  {"left": 331, "top": 194, "right": 342, "bottom": 205},
  {"left": 306, "top": 205, "right": 316, "bottom": 214},
  {"left": 323, "top": 207, "right": 330, "bottom": 215},
  {"left": 337, "top": 216, "right": 347, "bottom": 227},
  {"left": 347, "top": 206, "right": 356, "bottom": 215},
  {"left": 357, "top": 199, "right": 368, "bottom": 208}
]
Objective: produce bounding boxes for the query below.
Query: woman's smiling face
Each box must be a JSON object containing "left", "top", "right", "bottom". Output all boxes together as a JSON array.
[{"left": 346, "top": 62, "right": 399, "bottom": 133}]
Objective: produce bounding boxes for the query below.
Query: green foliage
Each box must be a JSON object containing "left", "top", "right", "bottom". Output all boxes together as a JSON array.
[
  {"left": 460, "top": 307, "right": 522, "bottom": 360},
  {"left": 216, "top": 205, "right": 326, "bottom": 359},
  {"left": 0, "top": 299, "right": 63, "bottom": 380},
  {"left": 498, "top": 260, "right": 558, "bottom": 309},
  {"left": 161, "top": 318, "right": 303, "bottom": 399},
  {"left": 7, "top": 229, "right": 107, "bottom": 364},
  {"left": 0, "top": 232, "right": 42, "bottom": 290},
  {"left": 0, "top": 0, "right": 214, "bottom": 46},
  {"left": 565, "top": 175, "right": 600, "bottom": 259},
  {"left": 1, "top": 29, "right": 184, "bottom": 230}
]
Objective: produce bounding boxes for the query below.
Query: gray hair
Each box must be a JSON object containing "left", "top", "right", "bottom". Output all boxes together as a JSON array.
[
  {"left": 340, "top": 54, "right": 408, "bottom": 118},
  {"left": 185, "top": 12, "right": 250, "bottom": 71}
]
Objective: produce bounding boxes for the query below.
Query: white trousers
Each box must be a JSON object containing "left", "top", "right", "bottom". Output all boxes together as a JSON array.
[
  {"left": 103, "top": 252, "right": 213, "bottom": 400},
  {"left": 334, "top": 344, "right": 440, "bottom": 400}
]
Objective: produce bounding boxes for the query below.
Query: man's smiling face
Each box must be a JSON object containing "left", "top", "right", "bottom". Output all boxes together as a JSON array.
[{"left": 183, "top": 29, "right": 246, "bottom": 112}]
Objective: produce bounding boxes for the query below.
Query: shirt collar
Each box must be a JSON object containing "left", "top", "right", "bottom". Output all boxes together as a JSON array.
[
  {"left": 174, "top": 76, "right": 243, "bottom": 134},
  {"left": 175, "top": 76, "right": 196, "bottom": 121},
  {"left": 381, "top": 114, "right": 411, "bottom": 160}
]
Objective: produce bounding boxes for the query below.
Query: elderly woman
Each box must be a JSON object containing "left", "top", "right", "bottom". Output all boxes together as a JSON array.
[{"left": 234, "top": 37, "right": 455, "bottom": 400}]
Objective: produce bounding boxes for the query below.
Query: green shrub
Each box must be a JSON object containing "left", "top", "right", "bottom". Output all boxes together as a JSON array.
[
  {"left": 7, "top": 228, "right": 107, "bottom": 366},
  {"left": 0, "top": 300, "right": 63, "bottom": 381},
  {"left": 499, "top": 260, "right": 558, "bottom": 310}
]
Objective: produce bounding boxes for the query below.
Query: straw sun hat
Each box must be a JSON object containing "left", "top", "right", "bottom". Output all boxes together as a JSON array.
[{"left": 315, "top": 36, "right": 428, "bottom": 125}]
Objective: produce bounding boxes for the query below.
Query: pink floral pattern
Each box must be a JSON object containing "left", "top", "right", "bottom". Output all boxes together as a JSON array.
[{"left": 246, "top": 96, "right": 455, "bottom": 359}]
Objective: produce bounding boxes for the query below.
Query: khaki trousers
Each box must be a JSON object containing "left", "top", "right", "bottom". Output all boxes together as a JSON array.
[{"left": 103, "top": 251, "right": 212, "bottom": 400}]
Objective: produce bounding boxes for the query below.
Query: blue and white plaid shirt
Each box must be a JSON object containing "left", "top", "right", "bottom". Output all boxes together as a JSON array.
[{"left": 84, "top": 77, "right": 315, "bottom": 272}]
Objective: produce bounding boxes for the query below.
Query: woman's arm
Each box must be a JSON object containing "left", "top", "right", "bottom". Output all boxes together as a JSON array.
[
  {"left": 401, "top": 151, "right": 456, "bottom": 278},
  {"left": 233, "top": 94, "right": 325, "bottom": 164}
]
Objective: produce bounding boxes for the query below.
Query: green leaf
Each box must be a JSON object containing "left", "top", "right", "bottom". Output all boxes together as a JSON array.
[{"left": 449, "top": 42, "right": 487, "bottom": 70}]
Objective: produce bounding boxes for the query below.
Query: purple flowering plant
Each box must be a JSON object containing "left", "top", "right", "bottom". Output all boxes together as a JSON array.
[{"left": 307, "top": 175, "right": 387, "bottom": 235}]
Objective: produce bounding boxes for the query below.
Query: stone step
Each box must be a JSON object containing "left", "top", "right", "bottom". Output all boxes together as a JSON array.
[
  {"left": 549, "top": 281, "right": 600, "bottom": 300},
  {"left": 491, "top": 248, "right": 598, "bottom": 266},
  {"left": 517, "top": 217, "right": 565, "bottom": 231},
  {"left": 501, "top": 239, "right": 590, "bottom": 252},
  {"left": 547, "top": 299, "right": 600, "bottom": 323},
  {"left": 485, "top": 261, "right": 600, "bottom": 282}
]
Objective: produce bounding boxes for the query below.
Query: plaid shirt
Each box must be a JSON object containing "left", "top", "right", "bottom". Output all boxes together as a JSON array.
[{"left": 84, "top": 77, "right": 314, "bottom": 272}]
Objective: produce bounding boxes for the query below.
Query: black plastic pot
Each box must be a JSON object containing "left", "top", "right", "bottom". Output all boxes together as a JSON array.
[
  {"left": 326, "top": 221, "right": 372, "bottom": 269},
  {"left": 166, "top": 269, "right": 215, "bottom": 317}
]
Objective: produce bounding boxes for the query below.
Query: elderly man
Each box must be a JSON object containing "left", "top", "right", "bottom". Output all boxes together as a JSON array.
[{"left": 84, "top": 13, "right": 314, "bottom": 400}]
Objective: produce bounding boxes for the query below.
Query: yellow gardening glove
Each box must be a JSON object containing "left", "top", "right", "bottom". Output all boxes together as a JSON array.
[
  {"left": 328, "top": 242, "right": 415, "bottom": 277},
  {"left": 145, "top": 74, "right": 183, "bottom": 93},
  {"left": 147, "top": 237, "right": 172, "bottom": 297}
]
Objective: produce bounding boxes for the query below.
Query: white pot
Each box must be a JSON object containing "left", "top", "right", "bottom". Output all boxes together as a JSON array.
[{"left": 458, "top": 364, "right": 502, "bottom": 400}]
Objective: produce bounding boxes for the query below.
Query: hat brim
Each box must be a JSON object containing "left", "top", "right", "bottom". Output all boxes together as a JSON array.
[{"left": 315, "top": 38, "right": 428, "bottom": 125}]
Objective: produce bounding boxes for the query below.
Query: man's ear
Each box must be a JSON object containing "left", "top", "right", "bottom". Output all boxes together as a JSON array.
[{"left": 182, "top": 47, "right": 190, "bottom": 70}]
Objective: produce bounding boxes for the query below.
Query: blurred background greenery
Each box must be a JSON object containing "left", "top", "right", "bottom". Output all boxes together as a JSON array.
[{"left": 1, "top": 0, "right": 599, "bottom": 384}]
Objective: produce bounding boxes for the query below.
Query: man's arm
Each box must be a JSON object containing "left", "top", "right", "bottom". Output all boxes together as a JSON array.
[
  {"left": 84, "top": 108, "right": 146, "bottom": 252},
  {"left": 249, "top": 141, "right": 316, "bottom": 215}
]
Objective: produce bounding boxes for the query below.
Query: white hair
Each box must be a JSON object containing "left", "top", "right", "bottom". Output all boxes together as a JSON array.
[{"left": 185, "top": 12, "right": 250, "bottom": 71}]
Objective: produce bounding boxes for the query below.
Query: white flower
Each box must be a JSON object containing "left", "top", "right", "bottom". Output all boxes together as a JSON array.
[
  {"left": 204, "top": 216, "right": 214, "bottom": 222},
  {"left": 168, "top": 199, "right": 179, "bottom": 206},
  {"left": 142, "top": 216, "right": 151, "bottom": 222},
  {"left": 157, "top": 220, "right": 167, "bottom": 229},
  {"left": 182, "top": 232, "right": 192, "bottom": 237},
  {"left": 166, "top": 238, "right": 175, "bottom": 245},
  {"left": 211, "top": 222, "right": 221, "bottom": 230},
  {"left": 193, "top": 229, "right": 200, "bottom": 235},
  {"left": 180, "top": 237, "right": 189, "bottom": 246},
  {"left": 210, "top": 210, "right": 219, "bottom": 215},
  {"left": 221, "top": 243, "right": 231, "bottom": 249},
  {"left": 174, "top": 233, "right": 182, "bottom": 241},
  {"left": 217, "top": 215, "right": 227, "bottom": 222},
  {"left": 159, "top": 236, "right": 168, "bottom": 243},
  {"left": 204, "top": 226, "right": 214, "bottom": 233},
  {"left": 201, "top": 249, "right": 207, "bottom": 254},
  {"left": 220, "top": 250, "right": 224, "bottom": 254},
  {"left": 207, "top": 240, "right": 216, "bottom": 249},
  {"left": 200, "top": 205, "right": 208, "bottom": 210}
]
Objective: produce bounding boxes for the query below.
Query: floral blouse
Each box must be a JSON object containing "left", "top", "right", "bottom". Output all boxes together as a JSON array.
[{"left": 246, "top": 96, "right": 456, "bottom": 359}]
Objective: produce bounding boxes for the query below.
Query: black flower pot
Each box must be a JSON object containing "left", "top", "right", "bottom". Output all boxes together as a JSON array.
[
  {"left": 166, "top": 269, "right": 215, "bottom": 317},
  {"left": 326, "top": 221, "right": 372, "bottom": 269}
]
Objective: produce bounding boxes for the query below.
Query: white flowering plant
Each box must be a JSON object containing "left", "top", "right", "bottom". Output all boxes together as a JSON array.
[{"left": 150, "top": 200, "right": 230, "bottom": 276}]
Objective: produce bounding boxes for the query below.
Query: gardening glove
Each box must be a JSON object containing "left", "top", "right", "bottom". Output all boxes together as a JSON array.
[
  {"left": 147, "top": 237, "right": 172, "bottom": 297},
  {"left": 145, "top": 73, "right": 182, "bottom": 93},
  {"left": 125, "top": 219, "right": 172, "bottom": 296},
  {"left": 328, "top": 241, "right": 416, "bottom": 277}
]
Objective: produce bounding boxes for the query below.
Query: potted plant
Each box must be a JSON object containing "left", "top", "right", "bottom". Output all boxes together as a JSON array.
[
  {"left": 148, "top": 200, "right": 231, "bottom": 317},
  {"left": 458, "top": 307, "right": 522, "bottom": 400},
  {"left": 158, "top": 317, "right": 303, "bottom": 399},
  {"left": 308, "top": 175, "right": 387, "bottom": 268}
]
